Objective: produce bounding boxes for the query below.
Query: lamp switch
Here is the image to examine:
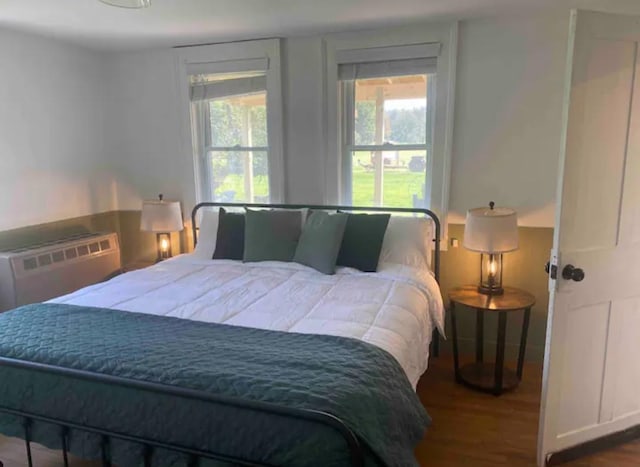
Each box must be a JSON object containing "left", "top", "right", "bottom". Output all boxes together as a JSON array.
[{"left": 451, "top": 238, "right": 459, "bottom": 248}]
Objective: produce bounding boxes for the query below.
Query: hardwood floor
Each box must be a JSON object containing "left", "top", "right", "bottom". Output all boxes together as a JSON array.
[{"left": 0, "top": 354, "right": 638, "bottom": 466}]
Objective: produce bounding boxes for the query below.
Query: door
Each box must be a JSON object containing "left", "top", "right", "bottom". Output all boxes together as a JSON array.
[{"left": 538, "top": 9, "right": 640, "bottom": 466}]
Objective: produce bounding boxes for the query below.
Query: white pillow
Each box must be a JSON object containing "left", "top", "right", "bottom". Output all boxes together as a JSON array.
[
  {"left": 192, "top": 208, "right": 220, "bottom": 259},
  {"left": 378, "top": 216, "right": 434, "bottom": 271}
]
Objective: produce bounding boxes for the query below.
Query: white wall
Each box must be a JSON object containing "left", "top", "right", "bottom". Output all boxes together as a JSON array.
[
  {"left": 104, "top": 11, "right": 570, "bottom": 229},
  {"left": 0, "top": 12, "right": 567, "bottom": 230},
  {"left": 102, "top": 49, "right": 191, "bottom": 211},
  {"left": 0, "top": 28, "right": 115, "bottom": 231},
  {"left": 448, "top": 13, "right": 569, "bottom": 227}
]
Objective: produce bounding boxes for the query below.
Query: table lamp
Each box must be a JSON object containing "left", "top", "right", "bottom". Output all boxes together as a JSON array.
[
  {"left": 140, "top": 194, "right": 184, "bottom": 261},
  {"left": 463, "top": 201, "right": 518, "bottom": 295}
]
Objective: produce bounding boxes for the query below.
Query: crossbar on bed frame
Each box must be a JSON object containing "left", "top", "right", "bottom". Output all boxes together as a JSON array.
[{"left": 0, "top": 202, "right": 441, "bottom": 467}]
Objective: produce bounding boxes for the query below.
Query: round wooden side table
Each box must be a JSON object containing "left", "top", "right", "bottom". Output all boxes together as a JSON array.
[{"left": 449, "top": 285, "right": 536, "bottom": 396}]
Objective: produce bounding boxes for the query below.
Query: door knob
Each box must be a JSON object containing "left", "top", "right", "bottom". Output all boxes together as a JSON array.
[{"left": 562, "top": 264, "right": 585, "bottom": 282}]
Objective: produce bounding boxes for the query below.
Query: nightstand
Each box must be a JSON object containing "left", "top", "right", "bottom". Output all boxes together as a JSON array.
[{"left": 449, "top": 285, "right": 535, "bottom": 396}]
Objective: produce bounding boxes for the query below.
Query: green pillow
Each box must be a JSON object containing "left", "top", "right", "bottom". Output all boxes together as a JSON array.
[
  {"left": 337, "top": 213, "right": 391, "bottom": 272},
  {"left": 212, "top": 208, "right": 245, "bottom": 260},
  {"left": 294, "top": 211, "right": 348, "bottom": 274},
  {"left": 243, "top": 209, "right": 303, "bottom": 262}
]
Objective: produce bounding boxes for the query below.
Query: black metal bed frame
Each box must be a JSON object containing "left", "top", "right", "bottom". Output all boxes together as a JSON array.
[{"left": 0, "top": 202, "right": 441, "bottom": 467}]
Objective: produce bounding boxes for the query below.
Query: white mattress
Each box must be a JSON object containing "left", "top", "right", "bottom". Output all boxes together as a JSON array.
[{"left": 51, "top": 255, "right": 445, "bottom": 388}]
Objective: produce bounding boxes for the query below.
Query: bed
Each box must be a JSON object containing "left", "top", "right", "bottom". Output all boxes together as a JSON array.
[{"left": 0, "top": 203, "right": 443, "bottom": 467}]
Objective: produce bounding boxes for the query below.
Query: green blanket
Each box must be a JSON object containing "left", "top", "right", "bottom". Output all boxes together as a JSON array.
[{"left": 0, "top": 303, "right": 430, "bottom": 466}]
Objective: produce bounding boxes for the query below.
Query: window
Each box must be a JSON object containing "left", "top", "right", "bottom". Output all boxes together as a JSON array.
[
  {"left": 182, "top": 39, "right": 284, "bottom": 205},
  {"left": 339, "top": 58, "right": 436, "bottom": 208},
  {"left": 190, "top": 71, "right": 270, "bottom": 203}
]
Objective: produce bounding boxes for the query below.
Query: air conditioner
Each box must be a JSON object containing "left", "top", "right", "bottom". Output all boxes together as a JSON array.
[{"left": 0, "top": 232, "right": 121, "bottom": 312}]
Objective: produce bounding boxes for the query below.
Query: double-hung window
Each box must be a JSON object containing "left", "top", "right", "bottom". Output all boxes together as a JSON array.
[
  {"left": 190, "top": 70, "right": 270, "bottom": 203},
  {"left": 185, "top": 40, "right": 284, "bottom": 204},
  {"left": 339, "top": 56, "right": 437, "bottom": 209}
]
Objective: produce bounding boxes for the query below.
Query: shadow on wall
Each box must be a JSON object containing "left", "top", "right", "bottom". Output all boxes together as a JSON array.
[{"left": 439, "top": 224, "right": 553, "bottom": 362}]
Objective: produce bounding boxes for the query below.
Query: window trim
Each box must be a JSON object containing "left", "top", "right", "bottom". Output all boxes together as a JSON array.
[
  {"left": 176, "top": 39, "right": 285, "bottom": 205},
  {"left": 324, "top": 23, "right": 458, "bottom": 246}
]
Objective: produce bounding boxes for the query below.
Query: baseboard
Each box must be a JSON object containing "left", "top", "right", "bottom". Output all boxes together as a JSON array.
[{"left": 546, "top": 424, "right": 640, "bottom": 465}]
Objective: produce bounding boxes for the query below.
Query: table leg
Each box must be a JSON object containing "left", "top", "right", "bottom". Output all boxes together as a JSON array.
[
  {"left": 476, "top": 308, "right": 484, "bottom": 363},
  {"left": 494, "top": 311, "right": 507, "bottom": 396},
  {"left": 517, "top": 307, "right": 531, "bottom": 380},
  {"left": 450, "top": 302, "right": 461, "bottom": 382}
]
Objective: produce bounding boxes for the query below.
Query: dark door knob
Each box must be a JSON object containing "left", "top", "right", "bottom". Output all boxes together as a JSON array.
[{"left": 562, "top": 264, "right": 585, "bottom": 282}]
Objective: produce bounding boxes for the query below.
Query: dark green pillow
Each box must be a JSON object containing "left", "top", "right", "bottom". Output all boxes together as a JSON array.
[
  {"left": 294, "top": 211, "right": 348, "bottom": 274},
  {"left": 337, "top": 213, "right": 391, "bottom": 272},
  {"left": 212, "top": 207, "right": 245, "bottom": 260},
  {"left": 243, "top": 209, "right": 302, "bottom": 262}
]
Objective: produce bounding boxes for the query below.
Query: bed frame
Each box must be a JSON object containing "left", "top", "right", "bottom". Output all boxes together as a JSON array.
[{"left": 0, "top": 202, "right": 441, "bottom": 467}]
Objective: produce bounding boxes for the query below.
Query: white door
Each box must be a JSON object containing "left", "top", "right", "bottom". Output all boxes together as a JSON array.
[{"left": 538, "top": 9, "right": 640, "bottom": 466}]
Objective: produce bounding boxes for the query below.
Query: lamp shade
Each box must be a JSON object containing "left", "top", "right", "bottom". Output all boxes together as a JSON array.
[
  {"left": 463, "top": 205, "right": 518, "bottom": 253},
  {"left": 140, "top": 200, "right": 184, "bottom": 233}
]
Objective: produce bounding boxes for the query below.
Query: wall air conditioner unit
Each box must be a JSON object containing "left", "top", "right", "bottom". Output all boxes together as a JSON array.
[{"left": 0, "top": 232, "right": 121, "bottom": 312}]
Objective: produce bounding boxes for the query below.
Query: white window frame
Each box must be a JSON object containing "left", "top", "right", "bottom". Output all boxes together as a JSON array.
[
  {"left": 176, "top": 39, "right": 285, "bottom": 204},
  {"left": 324, "top": 23, "right": 458, "bottom": 244},
  {"left": 339, "top": 55, "right": 438, "bottom": 206}
]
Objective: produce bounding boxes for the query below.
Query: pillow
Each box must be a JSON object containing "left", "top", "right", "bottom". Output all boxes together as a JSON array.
[
  {"left": 337, "top": 213, "right": 390, "bottom": 272},
  {"left": 293, "top": 211, "right": 348, "bottom": 274},
  {"left": 378, "top": 216, "right": 434, "bottom": 270},
  {"left": 243, "top": 209, "right": 302, "bottom": 262},
  {"left": 192, "top": 208, "right": 219, "bottom": 259},
  {"left": 212, "top": 208, "right": 245, "bottom": 260}
]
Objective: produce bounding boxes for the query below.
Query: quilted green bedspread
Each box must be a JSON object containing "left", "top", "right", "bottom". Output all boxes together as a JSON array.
[{"left": 0, "top": 303, "right": 430, "bottom": 466}]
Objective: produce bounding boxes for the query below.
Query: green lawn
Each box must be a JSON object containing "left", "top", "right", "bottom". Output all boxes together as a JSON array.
[
  {"left": 214, "top": 167, "right": 424, "bottom": 207},
  {"left": 351, "top": 165, "right": 425, "bottom": 208}
]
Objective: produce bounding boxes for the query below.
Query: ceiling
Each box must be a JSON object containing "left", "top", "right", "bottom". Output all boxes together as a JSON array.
[{"left": 1, "top": 0, "right": 640, "bottom": 51}]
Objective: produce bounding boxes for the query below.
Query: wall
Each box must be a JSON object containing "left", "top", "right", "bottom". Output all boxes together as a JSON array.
[
  {"left": 449, "top": 14, "right": 568, "bottom": 226},
  {"left": 0, "top": 28, "right": 116, "bottom": 231},
  {"left": 102, "top": 12, "right": 569, "bottom": 229}
]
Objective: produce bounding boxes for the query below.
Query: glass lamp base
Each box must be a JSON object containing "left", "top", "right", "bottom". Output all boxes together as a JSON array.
[{"left": 478, "top": 284, "right": 504, "bottom": 295}]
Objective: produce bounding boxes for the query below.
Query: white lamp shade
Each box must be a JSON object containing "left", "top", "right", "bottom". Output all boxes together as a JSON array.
[
  {"left": 463, "top": 206, "right": 519, "bottom": 253},
  {"left": 99, "top": 0, "right": 150, "bottom": 8},
  {"left": 140, "top": 200, "right": 184, "bottom": 233}
]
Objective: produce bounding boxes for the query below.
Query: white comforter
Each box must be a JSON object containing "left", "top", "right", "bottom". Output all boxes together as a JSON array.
[{"left": 51, "top": 255, "right": 445, "bottom": 388}]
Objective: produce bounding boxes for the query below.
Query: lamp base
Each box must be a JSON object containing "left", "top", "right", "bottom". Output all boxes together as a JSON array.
[{"left": 478, "top": 284, "right": 504, "bottom": 296}]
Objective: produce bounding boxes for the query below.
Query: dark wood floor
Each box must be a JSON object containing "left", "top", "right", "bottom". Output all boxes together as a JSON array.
[{"left": 1, "top": 354, "right": 638, "bottom": 466}]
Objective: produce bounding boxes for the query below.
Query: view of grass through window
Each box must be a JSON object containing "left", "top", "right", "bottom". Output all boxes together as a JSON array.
[
  {"left": 346, "top": 73, "right": 432, "bottom": 208},
  {"left": 207, "top": 86, "right": 269, "bottom": 203}
]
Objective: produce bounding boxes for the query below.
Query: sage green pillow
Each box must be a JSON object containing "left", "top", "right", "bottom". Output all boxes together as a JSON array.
[
  {"left": 243, "top": 209, "right": 303, "bottom": 262},
  {"left": 293, "top": 211, "right": 348, "bottom": 275}
]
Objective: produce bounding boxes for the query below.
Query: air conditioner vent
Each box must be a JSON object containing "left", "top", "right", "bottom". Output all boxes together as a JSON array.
[
  {"left": 0, "top": 232, "right": 121, "bottom": 311},
  {"left": 52, "top": 251, "right": 65, "bottom": 263}
]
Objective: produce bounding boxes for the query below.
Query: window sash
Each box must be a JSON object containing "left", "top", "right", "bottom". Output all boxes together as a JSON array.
[
  {"left": 340, "top": 70, "right": 435, "bottom": 207},
  {"left": 205, "top": 146, "right": 269, "bottom": 152},
  {"left": 190, "top": 75, "right": 267, "bottom": 102},
  {"left": 338, "top": 57, "right": 436, "bottom": 81}
]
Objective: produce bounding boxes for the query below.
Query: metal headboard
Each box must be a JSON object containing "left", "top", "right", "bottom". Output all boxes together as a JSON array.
[{"left": 191, "top": 202, "right": 441, "bottom": 283}]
